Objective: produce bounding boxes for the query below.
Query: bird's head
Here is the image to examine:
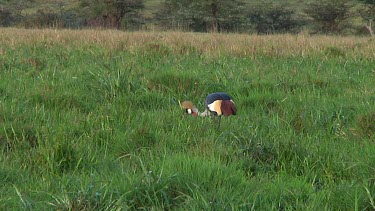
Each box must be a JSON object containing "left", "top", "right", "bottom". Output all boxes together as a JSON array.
[{"left": 180, "top": 100, "right": 198, "bottom": 116}]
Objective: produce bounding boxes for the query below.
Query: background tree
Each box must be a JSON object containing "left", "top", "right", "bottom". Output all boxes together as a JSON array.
[
  {"left": 0, "top": 0, "right": 28, "bottom": 27},
  {"left": 23, "top": 9, "right": 61, "bottom": 28},
  {"left": 80, "top": 0, "right": 144, "bottom": 29},
  {"left": 304, "top": 0, "right": 354, "bottom": 34},
  {"left": 0, "top": 0, "right": 372, "bottom": 35},
  {"left": 0, "top": 5, "right": 16, "bottom": 26},
  {"left": 247, "top": 1, "right": 304, "bottom": 34},
  {"left": 154, "top": 0, "right": 192, "bottom": 30},
  {"left": 156, "top": 0, "right": 245, "bottom": 32},
  {"left": 194, "top": 0, "right": 245, "bottom": 32},
  {"left": 358, "top": 0, "right": 375, "bottom": 36}
]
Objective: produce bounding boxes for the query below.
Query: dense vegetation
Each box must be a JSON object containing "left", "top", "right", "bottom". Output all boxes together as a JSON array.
[
  {"left": 0, "top": 28, "right": 374, "bottom": 209},
  {"left": 0, "top": 0, "right": 374, "bottom": 35}
]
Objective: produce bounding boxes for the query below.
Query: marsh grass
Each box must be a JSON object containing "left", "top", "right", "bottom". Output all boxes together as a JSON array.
[{"left": 0, "top": 28, "right": 374, "bottom": 209}]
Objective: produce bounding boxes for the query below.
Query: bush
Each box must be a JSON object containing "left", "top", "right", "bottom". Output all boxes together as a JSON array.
[
  {"left": 247, "top": 1, "right": 304, "bottom": 34},
  {"left": 23, "top": 9, "right": 62, "bottom": 28},
  {"left": 0, "top": 5, "right": 21, "bottom": 27},
  {"left": 304, "top": 0, "right": 354, "bottom": 34}
]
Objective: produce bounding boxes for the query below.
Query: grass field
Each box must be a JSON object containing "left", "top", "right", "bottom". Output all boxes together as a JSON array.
[{"left": 0, "top": 28, "right": 375, "bottom": 210}]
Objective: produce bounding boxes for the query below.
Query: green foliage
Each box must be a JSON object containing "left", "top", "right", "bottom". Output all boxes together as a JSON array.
[
  {"left": 361, "top": 3, "right": 375, "bottom": 20},
  {"left": 156, "top": 0, "right": 245, "bottom": 32},
  {"left": 247, "top": 1, "right": 304, "bottom": 34},
  {"left": 23, "top": 9, "right": 61, "bottom": 28},
  {"left": 304, "top": 0, "right": 355, "bottom": 34},
  {"left": 358, "top": 0, "right": 375, "bottom": 36},
  {"left": 0, "top": 31, "right": 375, "bottom": 209},
  {"left": 0, "top": 2, "right": 25, "bottom": 27},
  {"left": 357, "top": 112, "right": 375, "bottom": 138},
  {"left": 0, "top": 0, "right": 374, "bottom": 35},
  {"left": 359, "top": 0, "right": 375, "bottom": 4},
  {"left": 80, "top": 0, "right": 145, "bottom": 29}
]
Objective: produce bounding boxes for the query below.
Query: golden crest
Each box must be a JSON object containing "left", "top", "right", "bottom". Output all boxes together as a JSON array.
[{"left": 180, "top": 101, "right": 195, "bottom": 109}]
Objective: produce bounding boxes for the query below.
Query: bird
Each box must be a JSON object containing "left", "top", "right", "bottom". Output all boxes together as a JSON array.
[
  {"left": 180, "top": 92, "right": 237, "bottom": 127},
  {"left": 180, "top": 100, "right": 199, "bottom": 116}
]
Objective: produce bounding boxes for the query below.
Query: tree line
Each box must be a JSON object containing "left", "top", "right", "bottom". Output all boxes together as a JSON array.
[{"left": 0, "top": 0, "right": 374, "bottom": 35}]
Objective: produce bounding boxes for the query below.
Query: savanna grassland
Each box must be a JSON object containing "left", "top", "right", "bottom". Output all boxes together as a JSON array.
[{"left": 0, "top": 28, "right": 375, "bottom": 210}]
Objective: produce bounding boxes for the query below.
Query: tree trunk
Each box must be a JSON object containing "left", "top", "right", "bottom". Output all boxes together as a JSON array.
[
  {"left": 365, "top": 19, "right": 374, "bottom": 37},
  {"left": 210, "top": 1, "right": 218, "bottom": 33}
]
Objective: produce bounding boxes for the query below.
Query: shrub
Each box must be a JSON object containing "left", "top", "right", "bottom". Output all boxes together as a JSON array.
[
  {"left": 247, "top": 1, "right": 304, "bottom": 34},
  {"left": 304, "top": 0, "right": 354, "bottom": 34}
]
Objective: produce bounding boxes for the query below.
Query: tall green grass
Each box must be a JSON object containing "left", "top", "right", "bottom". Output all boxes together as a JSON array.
[{"left": 0, "top": 28, "right": 374, "bottom": 209}]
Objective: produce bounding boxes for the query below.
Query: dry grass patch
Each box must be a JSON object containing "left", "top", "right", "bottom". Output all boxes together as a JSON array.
[{"left": 1, "top": 28, "right": 374, "bottom": 58}]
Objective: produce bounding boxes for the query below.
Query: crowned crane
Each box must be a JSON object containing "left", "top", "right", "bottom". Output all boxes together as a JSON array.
[{"left": 180, "top": 92, "right": 237, "bottom": 127}]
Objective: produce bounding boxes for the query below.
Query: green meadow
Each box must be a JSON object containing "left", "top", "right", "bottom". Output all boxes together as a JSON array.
[{"left": 0, "top": 28, "right": 374, "bottom": 210}]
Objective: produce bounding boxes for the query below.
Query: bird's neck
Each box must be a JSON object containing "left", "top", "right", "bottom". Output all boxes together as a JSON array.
[{"left": 198, "top": 109, "right": 210, "bottom": 117}]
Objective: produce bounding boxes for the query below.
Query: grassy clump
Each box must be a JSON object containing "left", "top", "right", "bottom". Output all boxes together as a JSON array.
[
  {"left": 0, "top": 28, "right": 374, "bottom": 210},
  {"left": 357, "top": 112, "right": 375, "bottom": 138}
]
